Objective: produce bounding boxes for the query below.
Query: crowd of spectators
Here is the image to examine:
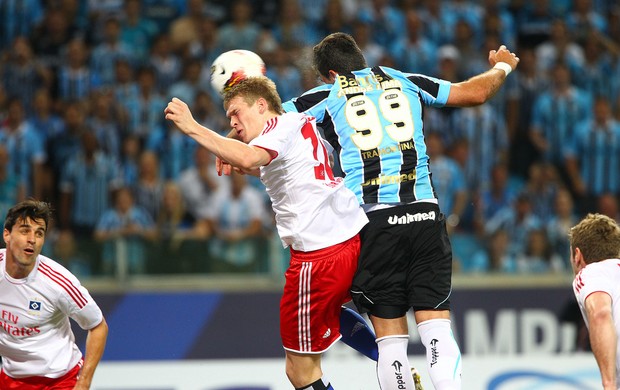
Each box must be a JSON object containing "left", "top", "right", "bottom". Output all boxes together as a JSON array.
[{"left": 1, "top": 0, "right": 619, "bottom": 278}]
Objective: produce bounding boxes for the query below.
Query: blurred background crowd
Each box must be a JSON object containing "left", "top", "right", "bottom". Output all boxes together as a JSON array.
[{"left": 1, "top": 0, "right": 619, "bottom": 279}]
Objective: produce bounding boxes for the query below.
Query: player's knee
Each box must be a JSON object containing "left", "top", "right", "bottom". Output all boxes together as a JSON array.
[{"left": 285, "top": 353, "right": 323, "bottom": 388}]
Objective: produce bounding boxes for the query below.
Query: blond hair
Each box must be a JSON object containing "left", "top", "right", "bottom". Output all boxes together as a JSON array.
[{"left": 223, "top": 77, "right": 284, "bottom": 115}]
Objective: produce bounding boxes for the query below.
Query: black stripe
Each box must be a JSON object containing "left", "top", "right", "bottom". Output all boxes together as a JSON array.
[
  {"left": 371, "top": 66, "right": 393, "bottom": 83},
  {"left": 361, "top": 152, "right": 381, "bottom": 204},
  {"left": 291, "top": 89, "right": 329, "bottom": 112},
  {"left": 398, "top": 139, "right": 417, "bottom": 201},
  {"left": 318, "top": 112, "right": 344, "bottom": 177},
  {"left": 406, "top": 75, "right": 440, "bottom": 98},
  {"left": 339, "top": 71, "right": 380, "bottom": 203}
]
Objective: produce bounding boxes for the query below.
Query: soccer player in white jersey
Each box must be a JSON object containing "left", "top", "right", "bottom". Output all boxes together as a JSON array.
[
  {"left": 165, "top": 77, "right": 368, "bottom": 390},
  {"left": 0, "top": 200, "right": 108, "bottom": 390},
  {"left": 570, "top": 213, "right": 620, "bottom": 390}
]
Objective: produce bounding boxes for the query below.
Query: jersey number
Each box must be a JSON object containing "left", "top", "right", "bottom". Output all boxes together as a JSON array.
[
  {"left": 345, "top": 90, "right": 415, "bottom": 151},
  {"left": 302, "top": 123, "right": 335, "bottom": 181}
]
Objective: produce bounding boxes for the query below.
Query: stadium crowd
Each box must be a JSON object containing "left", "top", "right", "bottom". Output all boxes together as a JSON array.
[{"left": 1, "top": 0, "right": 619, "bottom": 278}]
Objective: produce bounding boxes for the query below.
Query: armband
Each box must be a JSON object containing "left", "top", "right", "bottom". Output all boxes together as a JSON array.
[{"left": 493, "top": 62, "right": 512, "bottom": 76}]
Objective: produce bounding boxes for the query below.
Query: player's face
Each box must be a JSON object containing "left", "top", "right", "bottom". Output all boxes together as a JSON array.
[
  {"left": 225, "top": 96, "right": 263, "bottom": 143},
  {"left": 3, "top": 217, "right": 46, "bottom": 278}
]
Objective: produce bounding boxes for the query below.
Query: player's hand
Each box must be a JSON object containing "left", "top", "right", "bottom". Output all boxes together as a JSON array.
[
  {"left": 164, "top": 97, "right": 196, "bottom": 135},
  {"left": 215, "top": 156, "right": 233, "bottom": 176},
  {"left": 488, "top": 45, "right": 519, "bottom": 71}
]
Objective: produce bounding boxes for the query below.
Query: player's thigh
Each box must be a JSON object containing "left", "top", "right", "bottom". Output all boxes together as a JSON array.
[
  {"left": 407, "top": 210, "right": 453, "bottom": 311},
  {"left": 281, "top": 235, "right": 360, "bottom": 353},
  {"left": 353, "top": 203, "right": 443, "bottom": 314}
]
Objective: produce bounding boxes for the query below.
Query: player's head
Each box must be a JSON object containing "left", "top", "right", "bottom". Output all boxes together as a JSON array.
[
  {"left": 312, "top": 32, "right": 367, "bottom": 81},
  {"left": 569, "top": 213, "right": 620, "bottom": 269},
  {"left": 224, "top": 77, "right": 283, "bottom": 115},
  {"left": 4, "top": 200, "right": 53, "bottom": 233},
  {"left": 223, "top": 77, "right": 283, "bottom": 143},
  {"left": 3, "top": 200, "right": 52, "bottom": 274}
]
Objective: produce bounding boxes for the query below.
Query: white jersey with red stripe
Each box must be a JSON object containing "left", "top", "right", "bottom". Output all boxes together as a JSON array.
[
  {"left": 0, "top": 249, "right": 103, "bottom": 378},
  {"left": 250, "top": 112, "right": 368, "bottom": 251},
  {"left": 573, "top": 258, "right": 620, "bottom": 386}
]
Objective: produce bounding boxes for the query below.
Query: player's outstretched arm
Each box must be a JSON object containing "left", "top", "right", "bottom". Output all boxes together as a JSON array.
[
  {"left": 74, "top": 318, "right": 108, "bottom": 390},
  {"left": 165, "top": 98, "right": 271, "bottom": 171},
  {"left": 446, "top": 45, "right": 519, "bottom": 107},
  {"left": 585, "top": 292, "right": 617, "bottom": 390}
]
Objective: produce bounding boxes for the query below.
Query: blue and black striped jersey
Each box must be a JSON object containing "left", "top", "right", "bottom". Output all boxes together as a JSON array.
[{"left": 284, "top": 66, "right": 452, "bottom": 205}]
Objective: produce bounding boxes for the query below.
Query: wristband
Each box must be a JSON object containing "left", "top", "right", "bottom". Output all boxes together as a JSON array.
[{"left": 493, "top": 62, "right": 512, "bottom": 76}]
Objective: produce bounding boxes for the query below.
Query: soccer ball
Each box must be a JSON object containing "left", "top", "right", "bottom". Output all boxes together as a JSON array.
[{"left": 210, "top": 50, "right": 266, "bottom": 95}]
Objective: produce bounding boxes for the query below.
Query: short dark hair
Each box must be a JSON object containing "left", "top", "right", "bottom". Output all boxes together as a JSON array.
[
  {"left": 569, "top": 213, "right": 620, "bottom": 263},
  {"left": 4, "top": 200, "right": 53, "bottom": 232},
  {"left": 223, "top": 77, "right": 283, "bottom": 115},
  {"left": 312, "top": 32, "right": 367, "bottom": 78}
]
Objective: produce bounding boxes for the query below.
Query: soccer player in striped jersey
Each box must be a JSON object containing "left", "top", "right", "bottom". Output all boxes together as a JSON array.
[
  {"left": 280, "top": 33, "right": 519, "bottom": 390},
  {"left": 0, "top": 200, "right": 108, "bottom": 389},
  {"left": 165, "top": 77, "right": 368, "bottom": 390}
]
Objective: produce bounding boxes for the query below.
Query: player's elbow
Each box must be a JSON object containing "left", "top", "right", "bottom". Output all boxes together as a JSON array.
[
  {"left": 447, "top": 84, "right": 488, "bottom": 107},
  {"left": 470, "top": 93, "right": 489, "bottom": 106}
]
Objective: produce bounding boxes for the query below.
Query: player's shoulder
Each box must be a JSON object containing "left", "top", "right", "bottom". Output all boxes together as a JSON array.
[
  {"left": 36, "top": 255, "right": 82, "bottom": 289},
  {"left": 271, "top": 111, "right": 309, "bottom": 130},
  {"left": 285, "top": 84, "right": 331, "bottom": 111},
  {"left": 373, "top": 65, "right": 404, "bottom": 76},
  {"left": 36, "top": 255, "right": 92, "bottom": 307},
  {"left": 576, "top": 259, "right": 620, "bottom": 289},
  {"left": 295, "top": 84, "right": 331, "bottom": 101},
  {"left": 583, "top": 259, "right": 620, "bottom": 275}
]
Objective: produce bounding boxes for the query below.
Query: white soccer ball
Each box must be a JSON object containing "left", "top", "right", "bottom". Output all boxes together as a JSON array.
[{"left": 210, "top": 50, "right": 266, "bottom": 95}]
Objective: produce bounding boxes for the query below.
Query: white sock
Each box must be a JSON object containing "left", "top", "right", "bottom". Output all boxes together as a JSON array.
[
  {"left": 376, "top": 335, "right": 415, "bottom": 390},
  {"left": 417, "top": 319, "right": 462, "bottom": 390}
]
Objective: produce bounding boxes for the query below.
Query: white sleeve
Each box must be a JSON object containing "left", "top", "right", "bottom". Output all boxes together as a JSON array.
[{"left": 58, "top": 279, "right": 104, "bottom": 330}]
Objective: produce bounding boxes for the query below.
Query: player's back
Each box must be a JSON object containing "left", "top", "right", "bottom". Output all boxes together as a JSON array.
[
  {"left": 285, "top": 66, "right": 452, "bottom": 205},
  {"left": 327, "top": 66, "right": 450, "bottom": 205}
]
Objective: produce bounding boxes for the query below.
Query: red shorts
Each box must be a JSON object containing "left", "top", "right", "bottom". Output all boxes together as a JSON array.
[
  {"left": 0, "top": 362, "right": 81, "bottom": 390},
  {"left": 281, "top": 234, "right": 361, "bottom": 354}
]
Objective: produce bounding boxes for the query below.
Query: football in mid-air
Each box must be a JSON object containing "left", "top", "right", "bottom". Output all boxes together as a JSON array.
[{"left": 210, "top": 49, "right": 266, "bottom": 95}]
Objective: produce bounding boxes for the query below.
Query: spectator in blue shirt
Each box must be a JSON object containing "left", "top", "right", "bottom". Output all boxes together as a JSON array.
[
  {"left": 86, "top": 91, "right": 122, "bottom": 161},
  {"left": 389, "top": 9, "right": 437, "bottom": 76},
  {"left": 2, "top": 37, "right": 52, "bottom": 115},
  {"left": 356, "top": 0, "right": 405, "bottom": 48},
  {"left": 0, "top": 145, "right": 20, "bottom": 228},
  {"left": 90, "top": 17, "right": 135, "bottom": 87},
  {"left": 214, "top": 0, "right": 261, "bottom": 52},
  {"left": 265, "top": 45, "right": 303, "bottom": 103},
  {"left": 59, "top": 130, "right": 121, "bottom": 236},
  {"left": 0, "top": 0, "right": 44, "bottom": 50},
  {"left": 124, "top": 66, "right": 167, "bottom": 142},
  {"left": 120, "top": 0, "right": 159, "bottom": 63},
  {"left": 0, "top": 98, "right": 46, "bottom": 200},
  {"left": 565, "top": 96, "right": 620, "bottom": 213},
  {"left": 529, "top": 62, "right": 592, "bottom": 174},
  {"left": 148, "top": 33, "right": 182, "bottom": 95},
  {"left": 56, "top": 38, "right": 102, "bottom": 101},
  {"left": 94, "top": 186, "right": 157, "bottom": 276}
]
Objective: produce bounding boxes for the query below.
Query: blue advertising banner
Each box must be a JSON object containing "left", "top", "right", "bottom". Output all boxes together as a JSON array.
[{"left": 76, "top": 286, "right": 579, "bottom": 361}]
